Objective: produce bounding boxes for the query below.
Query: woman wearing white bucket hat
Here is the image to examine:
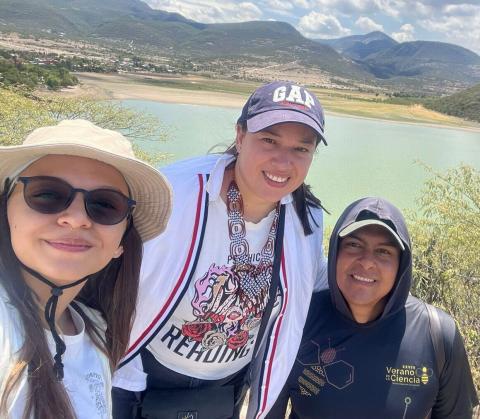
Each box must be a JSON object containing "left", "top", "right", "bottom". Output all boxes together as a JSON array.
[{"left": 0, "top": 119, "right": 171, "bottom": 419}]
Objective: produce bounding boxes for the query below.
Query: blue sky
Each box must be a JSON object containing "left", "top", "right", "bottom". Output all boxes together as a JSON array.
[{"left": 143, "top": 0, "right": 480, "bottom": 54}]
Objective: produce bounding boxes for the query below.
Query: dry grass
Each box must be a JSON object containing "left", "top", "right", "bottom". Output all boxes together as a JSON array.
[
  {"left": 317, "top": 95, "right": 478, "bottom": 128},
  {"left": 59, "top": 73, "right": 480, "bottom": 131}
]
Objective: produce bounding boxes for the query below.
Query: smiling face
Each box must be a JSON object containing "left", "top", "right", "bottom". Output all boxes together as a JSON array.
[
  {"left": 234, "top": 122, "right": 317, "bottom": 217},
  {"left": 336, "top": 225, "right": 401, "bottom": 323},
  {"left": 7, "top": 155, "right": 129, "bottom": 285}
]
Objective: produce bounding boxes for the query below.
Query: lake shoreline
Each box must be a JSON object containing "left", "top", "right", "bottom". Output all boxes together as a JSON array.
[
  {"left": 117, "top": 99, "right": 480, "bottom": 226},
  {"left": 52, "top": 72, "right": 480, "bottom": 133}
]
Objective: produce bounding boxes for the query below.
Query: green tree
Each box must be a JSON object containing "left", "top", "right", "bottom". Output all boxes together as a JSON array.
[
  {"left": 409, "top": 164, "right": 480, "bottom": 393},
  {"left": 0, "top": 89, "right": 53, "bottom": 146},
  {"left": 46, "top": 75, "right": 61, "bottom": 90},
  {"left": 0, "top": 88, "right": 168, "bottom": 165},
  {"left": 0, "top": 53, "right": 79, "bottom": 91}
]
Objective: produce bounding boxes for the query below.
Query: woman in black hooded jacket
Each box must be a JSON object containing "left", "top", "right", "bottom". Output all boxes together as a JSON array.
[{"left": 267, "top": 197, "right": 478, "bottom": 419}]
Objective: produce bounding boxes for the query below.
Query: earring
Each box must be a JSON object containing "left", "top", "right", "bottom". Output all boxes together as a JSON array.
[{"left": 113, "top": 246, "right": 124, "bottom": 259}]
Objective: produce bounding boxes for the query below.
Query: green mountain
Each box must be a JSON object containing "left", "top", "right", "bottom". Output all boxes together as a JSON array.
[
  {"left": 173, "top": 21, "right": 367, "bottom": 78},
  {"left": 315, "top": 33, "right": 480, "bottom": 91},
  {"left": 1, "top": 0, "right": 480, "bottom": 92},
  {"left": 0, "top": 0, "right": 371, "bottom": 81},
  {"left": 363, "top": 41, "right": 480, "bottom": 80},
  {"left": 424, "top": 83, "right": 480, "bottom": 123},
  {"left": 316, "top": 31, "right": 398, "bottom": 60},
  {"left": 0, "top": 0, "right": 203, "bottom": 36}
]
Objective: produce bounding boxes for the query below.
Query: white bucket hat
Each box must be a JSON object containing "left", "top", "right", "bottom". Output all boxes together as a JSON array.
[{"left": 0, "top": 119, "right": 172, "bottom": 242}]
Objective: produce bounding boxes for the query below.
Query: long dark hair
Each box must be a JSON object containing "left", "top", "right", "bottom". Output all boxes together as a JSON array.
[
  {"left": 226, "top": 123, "right": 329, "bottom": 235},
  {"left": 0, "top": 182, "right": 142, "bottom": 419}
]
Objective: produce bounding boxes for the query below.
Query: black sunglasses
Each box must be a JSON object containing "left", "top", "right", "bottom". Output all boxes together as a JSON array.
[{"left": 15, "top": 176, "right": 136, "bottom": 226}]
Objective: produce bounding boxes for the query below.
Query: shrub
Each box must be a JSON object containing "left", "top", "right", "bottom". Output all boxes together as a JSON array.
[{"left": 409, "top": 164, "right": 480, "bottom": 394}]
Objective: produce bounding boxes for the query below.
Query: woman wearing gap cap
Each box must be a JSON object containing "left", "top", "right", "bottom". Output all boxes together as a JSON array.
[
  {"left": 0, "top": 120, "right": 172, "bottom": 419},
  {"left": 113, "top": 81, "right": 329, "bottom": 419}
]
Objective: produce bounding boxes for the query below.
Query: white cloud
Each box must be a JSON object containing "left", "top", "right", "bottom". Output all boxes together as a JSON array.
[
  {"left": 371, "top": 0, "right": 402, "bottom": 18},
  {"left": 143, "top": 0, "right": 480, "bottom": 53},
  {"left": 443, "top": 3, "right": 479, "bottom": 16},
  {"left": 408, "top": 2, "right": 432, "bottom": 17},
  {"left": 311, "top": 0, "right": 403, "bottom": 18},
  {"left": 291, "top": 0, "right": 312, "bottom": 8},
  {"left": 421, "top": 0, "right": 478, "bottom": 8},
  {"left": 263, "top": 0, "right": 294, "bottom": 11},
  {"left": 261, "top": 0, "right": 296, "bottom": 17},
  {"left": 145, "top": 0, "right": 262, "bottom": 23},
  {"left": 391, "top": 23, "right": 415, "bottom": 42},
  {"left": 298, "top": 11, "right": 351, "bottom": 38},
  {"left": 355, "top": 16, "right": 384, "bottom": 32},
  {"left": 238, "top": 2, "right": 264, "bottom": 20},
  {"left": 420, "top": 16, "right": 462, "bottom": 33},
  {"left": 419, "top": 10, "right": 480, "bottom": 53},
  {"left": 313, "top": 0, "right": 369, "bottom": 15}
]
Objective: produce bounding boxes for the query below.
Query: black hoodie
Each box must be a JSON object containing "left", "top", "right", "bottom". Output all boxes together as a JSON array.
[{"left": 267, "top": 197, "right": 478, "bottom": 419}]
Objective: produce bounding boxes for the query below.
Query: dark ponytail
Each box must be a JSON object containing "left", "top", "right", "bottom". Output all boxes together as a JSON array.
[{"left": 291, "top": 183, "right": 329, "bottom": 235}]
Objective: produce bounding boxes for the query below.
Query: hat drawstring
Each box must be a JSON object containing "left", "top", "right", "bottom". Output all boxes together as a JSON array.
[{"left": 20, "top": 263, "right": 90, "bottom": 380}]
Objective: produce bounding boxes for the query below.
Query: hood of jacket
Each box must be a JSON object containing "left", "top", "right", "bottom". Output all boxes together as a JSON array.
[{"left": 328, "top": 197, "right": 412, "bottom": 325}]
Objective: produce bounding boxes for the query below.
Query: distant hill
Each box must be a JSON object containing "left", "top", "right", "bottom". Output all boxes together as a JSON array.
[
  {"left": 0, "top": 0, "right": 371, "bottom": 81},
  {"left": 363, "top": 41, "right": 480, "bottom": 79},
  {"left": 0, "top": 0, "right": 203, "bottom": 36},
  {"left": 316, "top": 31, "right": 398, "bottom": 60},
  {"left": 173, "top": 21, "right": 369, "bottom": 79},
  {"left": 1, "top": 1, "right": 480, "bottom": 92},
  {"left": 424, "top": 83, "right": 480, "bottom": 123},
  {"left": 315, "top": 33, "right": 480, "bottom": 91}
]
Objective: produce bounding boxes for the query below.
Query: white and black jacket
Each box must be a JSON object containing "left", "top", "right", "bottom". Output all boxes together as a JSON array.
[{"left": 113, "top": 154, "right": 328, "bottom": 418}]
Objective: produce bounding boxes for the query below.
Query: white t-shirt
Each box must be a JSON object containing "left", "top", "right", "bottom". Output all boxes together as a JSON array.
[
  {"left": 149, "top": 198, "right": 282, "bottom": 380},
  {"left": 0, "top": 286, "right": 112, "bottom": 418}
]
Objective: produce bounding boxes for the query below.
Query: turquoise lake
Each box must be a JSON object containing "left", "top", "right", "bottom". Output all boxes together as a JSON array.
[{"left": 124, "top": 100, "right": 480, "bottom": 228}]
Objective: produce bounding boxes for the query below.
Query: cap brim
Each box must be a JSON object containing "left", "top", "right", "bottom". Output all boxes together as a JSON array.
[
  {"left": 0, "top": 143, "right": 172, "bottom": 242},
  {"left": 339, "top": 219, "right": 405, "bottom": 251},
  {"left": 246, "top": 109, "right": 327, "bottom": 145}
]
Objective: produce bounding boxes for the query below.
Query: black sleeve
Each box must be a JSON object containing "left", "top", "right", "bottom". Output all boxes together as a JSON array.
[
  {"left": 431, "top": 321, "right": 479, "bottom": 419},
  {"left": 265, "top": 382, "right": 290, "bottom": 419}
]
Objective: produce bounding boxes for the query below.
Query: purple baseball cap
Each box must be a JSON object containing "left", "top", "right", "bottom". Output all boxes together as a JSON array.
[{"left": 237, "top": 81, "right": 327, "bottom": 145}]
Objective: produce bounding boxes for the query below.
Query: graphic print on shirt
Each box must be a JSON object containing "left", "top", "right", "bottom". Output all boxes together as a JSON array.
[
  {"left": 176, "top": 185, "right": 278, "bottom": 358},
  {"left": 385, "top": 364, "right": 433, "bottom": 386},
  {"left": 86, "top": 372, "right": 108, "bottom": 419},
  {"left": 152, "top": 198, "right": 281, "bottom": 379},
  {"left": 181, "top": 261, "right": 268, "bottom": 352},
  {"left": 182, "top": 253, "right": 276, "bottom": 350},
  {"left": 294, "top": 335, "right": 439, "bottom": 419},
  {"left": 296, "top": 339, "right": 354, "bottom": 396}
]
